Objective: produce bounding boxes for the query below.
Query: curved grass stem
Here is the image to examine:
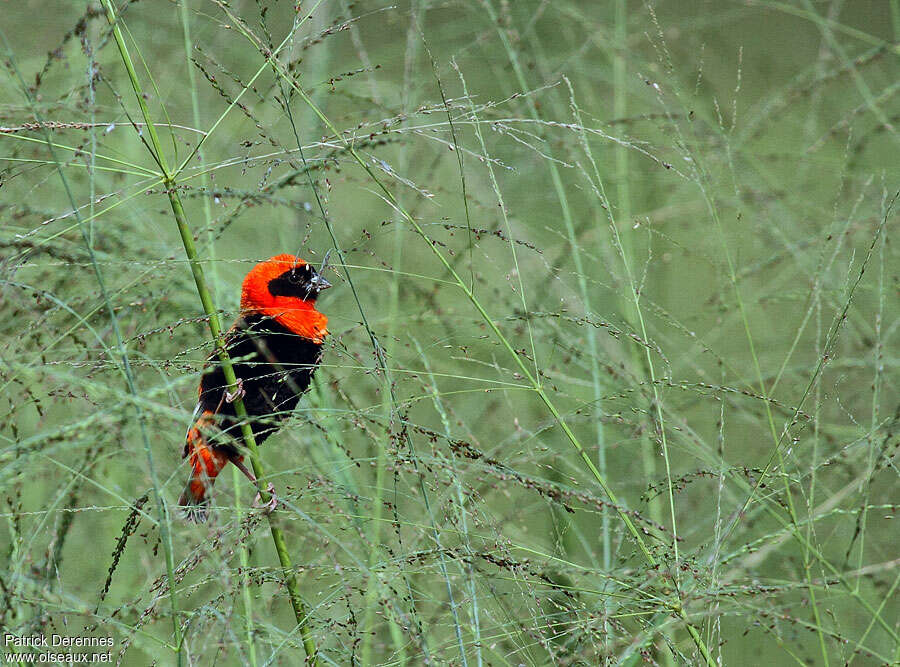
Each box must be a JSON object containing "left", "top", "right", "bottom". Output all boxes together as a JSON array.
[
  {"left": 100, "top": 2, "right": 318, "bottom": 662},
  {"left": 0, "top": 27, "right": 186, "bottom": 667}
]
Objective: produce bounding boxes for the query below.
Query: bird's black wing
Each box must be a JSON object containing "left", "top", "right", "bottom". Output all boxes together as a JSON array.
[{"left": 198, "top": 314, "right": 323, "bottom": 446}]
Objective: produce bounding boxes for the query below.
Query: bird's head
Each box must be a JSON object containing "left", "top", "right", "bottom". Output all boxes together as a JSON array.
[{"left": 240, "top": 254, "right": 330, "bottom": 342}]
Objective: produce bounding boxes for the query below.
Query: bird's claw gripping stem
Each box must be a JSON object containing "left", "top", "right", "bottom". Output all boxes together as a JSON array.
[
  {"left": 253, "top": 482, "right": 278, "bottom": 514},
  {"left": 225, "top": 378, "right": 245, "bottom": 403}
]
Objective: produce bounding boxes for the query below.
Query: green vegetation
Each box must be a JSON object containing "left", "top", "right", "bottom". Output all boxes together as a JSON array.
[{"left": 1, "top": 1, "right": 897, "bottom": 665}]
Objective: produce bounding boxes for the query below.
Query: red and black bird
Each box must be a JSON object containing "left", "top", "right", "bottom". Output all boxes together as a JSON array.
[{"left": 178, "top": 254, "right": 331, "bottom": 522}]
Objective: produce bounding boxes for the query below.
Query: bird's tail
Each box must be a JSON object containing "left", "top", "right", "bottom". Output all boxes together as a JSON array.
[
  {"left": 179, "top": 410, "right": 228, "bottom": 523},
  {"left": 178, "top": 483, "right": 210, "bottom": 523}
]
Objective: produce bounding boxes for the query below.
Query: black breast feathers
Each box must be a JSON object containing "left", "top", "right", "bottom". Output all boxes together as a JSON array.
[{"left": 198, "top": 314, "right": 323, "bottom": 447}]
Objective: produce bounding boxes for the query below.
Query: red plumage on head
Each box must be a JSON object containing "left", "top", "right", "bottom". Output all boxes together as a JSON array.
[{"left": 240, "top": 254, "right": 328, "bottom": 343}]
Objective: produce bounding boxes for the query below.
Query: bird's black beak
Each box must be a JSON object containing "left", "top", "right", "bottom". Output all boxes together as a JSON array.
[{"left": 309, "top": 274, "right": 332, "bottom": 293}]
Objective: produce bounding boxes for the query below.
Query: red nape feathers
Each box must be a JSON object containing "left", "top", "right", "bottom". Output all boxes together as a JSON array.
[
  {"left": 240, "top": 254, "right": 328, "bottom": 343},
  {"left": 178, "top": 254, "right": 331, "bottom": 523}
]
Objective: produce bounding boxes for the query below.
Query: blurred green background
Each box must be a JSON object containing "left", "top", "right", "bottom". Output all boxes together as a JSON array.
[{"left": 1, "top": 1, "right": 898, "bottom": 665}]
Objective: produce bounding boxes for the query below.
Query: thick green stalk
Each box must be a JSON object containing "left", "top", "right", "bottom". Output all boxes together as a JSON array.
[
  {"left": 178, "top": 0, "right": 217, "bottom": 296},
  {"left": 101, "top": 2, "right": 317, "bottom": 662},
  {"left": 362, "top": 4, "right": 423, "bottom": 659},
  {"left": 608, "top": 0, "right": 679, "bottom": 570}
]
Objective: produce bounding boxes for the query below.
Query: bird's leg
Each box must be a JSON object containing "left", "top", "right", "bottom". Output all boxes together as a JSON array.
[
  {"left": 230, "top": 455, "right": 257, "bottom": 484},
  {"left": 225, "top": 377, "right": 245, "bottom": 403},
  {"left": 230, "top": 455, "right": 278, "bottom": 514},
  {"left": 212, "top": 378, "right": 243, "bottom": 414}
]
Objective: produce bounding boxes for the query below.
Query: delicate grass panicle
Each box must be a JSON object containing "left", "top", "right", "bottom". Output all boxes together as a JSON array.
[{"left": 0, "top": 2, "right": 897, "bottom": 666}]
